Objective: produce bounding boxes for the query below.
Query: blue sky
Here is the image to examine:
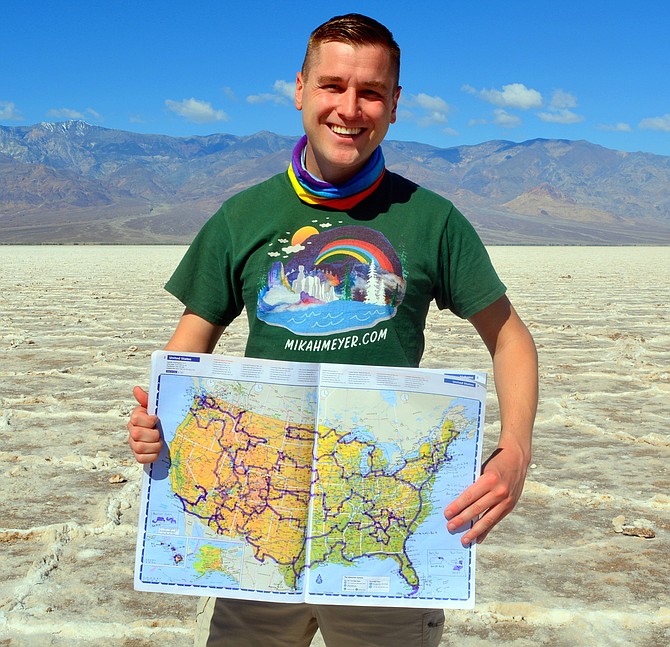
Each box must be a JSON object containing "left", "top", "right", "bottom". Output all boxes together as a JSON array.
[{"left": 2, "top": 1, "right": 669, "bottom": 156}]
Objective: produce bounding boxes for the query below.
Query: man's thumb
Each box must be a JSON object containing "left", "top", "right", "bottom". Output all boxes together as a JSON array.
[{"left": 133, "top": 385, "right": 149, "bottom": 408}]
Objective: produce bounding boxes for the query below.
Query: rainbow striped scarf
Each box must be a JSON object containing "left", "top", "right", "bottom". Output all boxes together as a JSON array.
[{"left": 288, "top": 135, "right": 385, "bottom": 210}]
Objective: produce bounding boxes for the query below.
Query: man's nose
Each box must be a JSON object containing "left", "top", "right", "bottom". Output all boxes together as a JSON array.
[{"left": 337, "top": 88, "right": 361, "bottom": 120}]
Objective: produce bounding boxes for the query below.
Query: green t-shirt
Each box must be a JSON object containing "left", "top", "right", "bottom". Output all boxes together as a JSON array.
[{"left": 165, "top": 170, "right": 506, "bottom": 367}]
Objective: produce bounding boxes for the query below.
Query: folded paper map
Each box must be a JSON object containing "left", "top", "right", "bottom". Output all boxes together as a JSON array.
[{"left": 134, "top": 351, "right": 486, "bottom": 608}]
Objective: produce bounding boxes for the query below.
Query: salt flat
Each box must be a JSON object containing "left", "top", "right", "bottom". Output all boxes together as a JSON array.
[{"left": 1, "top": 245, "right": 668, "bottom": 646}]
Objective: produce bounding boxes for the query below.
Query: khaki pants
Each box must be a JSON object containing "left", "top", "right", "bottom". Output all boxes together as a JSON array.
[{"left": 194, "top": 597, "right": 445, "bottom": 647}]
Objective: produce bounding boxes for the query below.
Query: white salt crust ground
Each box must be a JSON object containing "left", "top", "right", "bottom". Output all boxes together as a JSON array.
[{"left": 0, "top": 245, "right": 668, "bottom": 646}]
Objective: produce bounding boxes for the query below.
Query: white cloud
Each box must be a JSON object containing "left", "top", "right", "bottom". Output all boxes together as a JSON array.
[
  {"left": 165, "top": 98, "right": 229, "bottom": 123},
  {"left": 536, "top": 90, "right": 583, "bottom": 124},
  {"left": 86, "top": 108, "right": 102, "bottom": 121},
  {"left": 222, "top": 86, "right": 238, "bottom": 101},
  {"left": 246, "top": 93, "right": 279, "bottom": 105},
  {"left": 48, "top": 107, "right": 85, "bottom": 119},
  {"left": 537, "top": 109, "right": 584, "bottom": 124},
  {"left": 639, "top": 113, "right": 670, "bottom": 132},
  {"left": 419, "top": 111, "right": 449, "bottom": 127},
  {"left": 47, "top": 107, "right": 102, "bottom": 122},
  {"left": 400, "top": 93, "right": 450, "bottom": 128},
  {"left": 0, "top": 101, "right": 23, "bottom": 121},
  {"left": 596, "top": 122, "right": 632, "bottom": 132},
  {"left": 550, "top": 89, "right": 578, "bottom": 110},
  {"left": 493, "top": 109, "right": 522, "bottom": 128},
  {"left": 464, "top": 83, "right": 542, "bottom": 109},
  {"left": 247, "top": 79, "right": 296, "bottom": 105},
  {"left": 467, "top": 109, "right": 520, "bottom": 129},
  {"left": 410, "top": 93, "right": 450, "bottom": 113},
  {"left": 273, "top": 80, "right": 296, "bottom": 100},
  {"left": 282, "top": 243, "right": 305, "bottom": 254}
]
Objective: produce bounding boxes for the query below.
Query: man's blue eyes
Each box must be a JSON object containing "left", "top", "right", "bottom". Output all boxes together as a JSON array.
[{"left": 321, "top": 85, "right": 382, "bottom": 98}]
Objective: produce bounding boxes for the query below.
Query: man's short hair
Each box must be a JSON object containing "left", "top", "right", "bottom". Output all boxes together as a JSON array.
[{"left": 302, "top": 13, "right": 401, "bottom": 87}]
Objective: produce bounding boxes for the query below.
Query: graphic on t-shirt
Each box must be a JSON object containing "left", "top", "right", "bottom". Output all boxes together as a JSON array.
[{"left": 258, "top": 224, "right": 406, "bottom": 336}]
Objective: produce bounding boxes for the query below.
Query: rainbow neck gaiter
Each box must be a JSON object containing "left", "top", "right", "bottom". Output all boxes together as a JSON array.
[{"left": 288, "top": 135, "right": 385, "bottom": 210}]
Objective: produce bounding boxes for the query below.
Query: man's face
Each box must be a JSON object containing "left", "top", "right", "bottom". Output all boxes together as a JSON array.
[{"left": 295, "top": 41, "right": 401, "bottom": 185}]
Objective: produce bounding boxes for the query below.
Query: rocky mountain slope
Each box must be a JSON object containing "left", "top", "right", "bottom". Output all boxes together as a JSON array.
[{"left": 1, "top": 121, "right": 668, "bottom": 244}]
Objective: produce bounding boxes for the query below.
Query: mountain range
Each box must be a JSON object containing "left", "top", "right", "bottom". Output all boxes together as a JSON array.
[{"left": 1, "top": 120, "right": 669, "bottom": 244}]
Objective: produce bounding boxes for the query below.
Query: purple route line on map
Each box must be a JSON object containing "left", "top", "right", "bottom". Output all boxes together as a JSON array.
[
  {"left": 306, "top": 424, "right": 458, "bottom": 593},
  {"left": 170, "top": 394, "right": 316, "bottom": 584},
  {"left": 169, "top": 392, "right": 464, "bottom": 593}
]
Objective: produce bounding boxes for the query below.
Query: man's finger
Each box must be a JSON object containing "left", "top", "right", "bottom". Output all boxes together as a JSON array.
[
  {"left": 133, "top": 385, "right": 149, "bottom": 408},
  {"left": 444, "top": 474, "right": 497, "bottom": 521},
  {"left": 446, "top": 490, "right": 499, "bottom": 532}
]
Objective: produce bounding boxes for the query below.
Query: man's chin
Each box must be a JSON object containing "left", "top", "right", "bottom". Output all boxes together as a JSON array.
[{"left": 324, "top": 155, "right": 370, "bottom": 182}]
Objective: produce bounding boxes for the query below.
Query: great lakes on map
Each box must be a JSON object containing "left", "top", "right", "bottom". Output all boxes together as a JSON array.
[{"left": 134, "top": 352, "right": 486, "bottom": 608}]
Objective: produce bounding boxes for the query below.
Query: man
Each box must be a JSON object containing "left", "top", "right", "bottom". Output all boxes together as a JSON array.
[{"left": 128, "top": 13, "right": 537, "bottom": 647}]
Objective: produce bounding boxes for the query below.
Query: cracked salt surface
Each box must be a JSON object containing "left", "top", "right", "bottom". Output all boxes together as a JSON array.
[{"left": 1, "top": 245, "right": 668, "bottom": 646}]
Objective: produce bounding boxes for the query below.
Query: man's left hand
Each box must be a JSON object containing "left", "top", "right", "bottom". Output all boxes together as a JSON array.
[{"left": 444, "top": 442, "right": 529, "bottom": 546}]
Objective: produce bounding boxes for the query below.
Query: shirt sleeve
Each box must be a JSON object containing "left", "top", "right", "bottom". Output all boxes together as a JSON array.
[
  {"left": 164, "top": 207, "right": 244, "bottom": 326},
  {"left": 435, "top": 204, "right": 507, "bottom": 319}
]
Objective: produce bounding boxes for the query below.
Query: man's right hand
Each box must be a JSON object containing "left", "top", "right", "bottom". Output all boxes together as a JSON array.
[
  {"left": 127, "top": 386, "right": 163, "bottom": 464},
  {"left": 126, "top": 309, "right": 225, "bottom": 464}
]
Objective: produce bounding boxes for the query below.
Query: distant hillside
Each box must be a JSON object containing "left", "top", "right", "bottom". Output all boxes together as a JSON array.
[{"left": 1, "top": 120, "right": 669, "bottom": 244}]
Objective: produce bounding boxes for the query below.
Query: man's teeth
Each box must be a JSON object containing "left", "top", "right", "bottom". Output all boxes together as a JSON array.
[{"left": 330, "top": 125, "right": 362, "bottom": 135}]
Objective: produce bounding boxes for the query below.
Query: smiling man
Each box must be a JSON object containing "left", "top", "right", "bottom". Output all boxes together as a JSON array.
[
  {"left": 295, "top": 37, "right": 401, "bottom": 183},
  {"left": 128, "top": 13, "right": 537, "bottom": 647}
]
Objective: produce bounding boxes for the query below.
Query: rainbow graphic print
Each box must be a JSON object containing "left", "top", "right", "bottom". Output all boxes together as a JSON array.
[{"left": 257, "top": 224, "right": 406, "bottom": 336}]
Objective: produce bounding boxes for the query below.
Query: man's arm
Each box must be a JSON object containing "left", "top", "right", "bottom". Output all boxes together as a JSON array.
[
  {"left": 444, "top": 295, "right": 538, "bottom": 545},
  {"left": 127, "top": 309, "right": 225, "bottom": 463},
  {"left": 162, "top": 308, "right": 226, "bottom": 354}
]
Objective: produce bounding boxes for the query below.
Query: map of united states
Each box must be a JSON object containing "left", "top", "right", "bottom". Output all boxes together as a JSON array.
[{"left": 165, "top": 379, "right": 475, "bottom": 596}]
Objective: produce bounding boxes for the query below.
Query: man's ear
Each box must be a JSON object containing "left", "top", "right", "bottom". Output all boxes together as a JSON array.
[
  {"left": 295, "top": 72, "right": 304, "bottom": 111},
  {"left": 390, "top": 85, "right": 402, "bottom": 124}
]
